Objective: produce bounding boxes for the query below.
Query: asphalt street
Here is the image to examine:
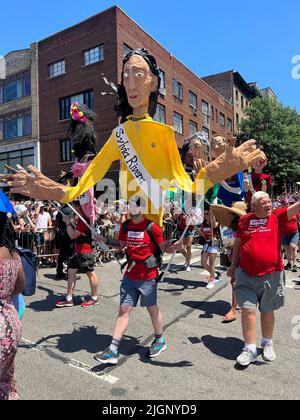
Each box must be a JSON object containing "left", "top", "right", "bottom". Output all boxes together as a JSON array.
[{"left": 15, "top": 248, "right": 300, "bottom": 400}]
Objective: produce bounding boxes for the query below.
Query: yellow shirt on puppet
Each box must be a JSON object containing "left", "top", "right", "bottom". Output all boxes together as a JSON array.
[{"left": 62, "top": 115, "right": 213, "bottom": 225}]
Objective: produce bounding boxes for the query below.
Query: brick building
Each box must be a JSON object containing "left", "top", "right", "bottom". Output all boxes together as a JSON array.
[
  {"left": 0, "top": 44, "right": 39, "bottom": 175},
  {"left": 38, "top": 6, "right": 234, "bottom": 182},
  {"left": 202, "top": 70, "right": 257, "bottom": 134}
]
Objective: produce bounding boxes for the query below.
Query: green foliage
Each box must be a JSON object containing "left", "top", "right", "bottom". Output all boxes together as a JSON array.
[{"left": 238, "top": 97, "right": 300, "bottom": 186}]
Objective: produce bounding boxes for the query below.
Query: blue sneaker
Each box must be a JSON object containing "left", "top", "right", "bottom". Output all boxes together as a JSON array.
[
  {"left": 147, "top": 338, "right": 167, "bottom": 358},
  {"left": 94, "top": 347, "right": 119, "bottom": 365}
]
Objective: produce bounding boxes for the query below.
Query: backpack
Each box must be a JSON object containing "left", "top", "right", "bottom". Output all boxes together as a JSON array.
[
  {"left": 122, "top": 220, "right": 163, "bottom": 269},
  {"left": 16, "top": 247, "right": 37, "bottom": 296}
]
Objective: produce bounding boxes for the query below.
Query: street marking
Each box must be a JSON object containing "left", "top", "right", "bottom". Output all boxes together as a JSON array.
[{"left": 21, "top": 338, "right": 119, "bottom": 385}]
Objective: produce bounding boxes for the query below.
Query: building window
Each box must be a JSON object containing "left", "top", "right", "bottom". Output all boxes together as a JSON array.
[
  {"left": 236, "top": 113, "right": 240, "bottom": 126},
  {"left": 215, "top": 109, "right": 218, "bottom": 123},
  {"left": 211, "top": 105, "right": 214, "bottom": 121},
  {"left": 154, "top": 104, "right": 166, "bottom": 124},
  {"left": 173, "top": 79, "right": 183, "bottom": 100},
  {"left": 60, "top": 90, "right": 94, "bottom": 121},
  {"left": 60, "top": 139, "right": 73, "bottom": 163},
  {"left": 159, "top": 69, "right": 166, "bottom": 95},
  {"left": 3, "top": 111, "right": 31, "bottom": 140},
  {"left": 189, "top": 91, "right": 197, "bottom": 109},
  {"left": 84, "top": 45, "right": 104, "bottom": 66},
  {"left": 202, "top": 100, "right": 210, "bottom": 125},
  {"left": 201, "top": 127, "right": 209, "bottom": 141},
  {"left": 219, "top": 112, "right": 225, "bottom": 127},
  {"left": 241, "top": 96, "right": 244, "bottom": 110},
  {"left": 235, "top": 90, "right": 239, "bottom": 102},
  {"left": 2, "top": 72, "right": 31, "bottom": 103},
  {"left": 0, "top": 148, "right": 34, "bottom": 174},
  {"left": 227, "top": 118, "right": 233, "bottom": 132},
  {"left": 189, "top": 120, "right": 198, "bottom": 136},
  {"left": 173, "top": 112, "right": 183, "bottom": 134},
  {"left": 123, "top": 44, "right": 133, "bottom": 57},
  {"left": 49, "top": 60, "right": 65, "bottom": 78}
]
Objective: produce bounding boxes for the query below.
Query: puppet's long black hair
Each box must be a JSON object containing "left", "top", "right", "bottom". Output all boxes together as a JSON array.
[
  {"left": 115, "top": 48, "right": 161, "bottom": 123},
  {"left": 67, "top": 104, "right": 97, "bottom": 161}
]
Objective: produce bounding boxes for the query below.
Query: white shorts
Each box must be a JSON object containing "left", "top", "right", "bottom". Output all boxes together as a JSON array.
[{"left": 202, "top": 243, "right": 219, "bottom": 254}]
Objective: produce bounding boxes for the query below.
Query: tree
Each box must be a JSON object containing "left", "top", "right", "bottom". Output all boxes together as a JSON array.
[{"left": 238, "top": 96, "right": 300, "bottom": 193}]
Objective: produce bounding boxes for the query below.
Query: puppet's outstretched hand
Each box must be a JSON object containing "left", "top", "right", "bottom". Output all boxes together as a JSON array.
[
  {"left": 0, "top": 165, "right": 67, "bottom": 201},
  {"left": 205, "top": 138, "right": 264, "bottom": 184}
]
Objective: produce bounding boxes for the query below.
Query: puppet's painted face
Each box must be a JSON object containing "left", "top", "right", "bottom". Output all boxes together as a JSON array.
[
  {"left": 123, "top": 55, "right": 157, "bottom": 112},
  {"left": 211, "top": 136, "right": 227, "bottom": 159},
  {"left": 252, "top": 152, "right": 267, "bottom": 172}
]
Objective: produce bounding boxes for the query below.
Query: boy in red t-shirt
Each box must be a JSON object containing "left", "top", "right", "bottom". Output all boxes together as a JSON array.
[
  {"left": 227, "top": 192, "right": 300, "bottom": 367},
  {"left": 94, "top": 196, "right": 183, "bottom": 365}
]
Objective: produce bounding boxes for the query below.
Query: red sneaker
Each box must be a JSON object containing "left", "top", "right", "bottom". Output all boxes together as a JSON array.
[
  {"left": 81, "top": 298, "right": 100, "bottom": 308},
  {"left": 56, "top": 298, "right": 73, "bottom": 308}
]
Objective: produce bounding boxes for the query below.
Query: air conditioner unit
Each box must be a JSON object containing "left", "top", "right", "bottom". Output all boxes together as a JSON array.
[{"left": 193, "top": 108, "right": 198, "bottom": 116}]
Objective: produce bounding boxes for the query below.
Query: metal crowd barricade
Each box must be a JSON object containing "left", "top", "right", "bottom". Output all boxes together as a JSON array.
[
  {"left": 36, "top": 228, "right": 59, "bottom": 267},
  {"left": 16, "top": 228, "right": 59, "bottom": 268}
]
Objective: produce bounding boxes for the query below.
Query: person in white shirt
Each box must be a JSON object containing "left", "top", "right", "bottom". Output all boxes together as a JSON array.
[{"left": 35, "top": 204, "right": 52, "bottom": 246}]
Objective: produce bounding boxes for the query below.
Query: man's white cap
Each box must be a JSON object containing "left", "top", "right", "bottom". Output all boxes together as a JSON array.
[{"left": 251, "top": 191, "right": 269, "bottom": 205}]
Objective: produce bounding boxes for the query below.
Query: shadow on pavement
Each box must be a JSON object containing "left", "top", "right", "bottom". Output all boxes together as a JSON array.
[
  {"left": 201, "top": 335, "right": 244, "bottom": 361},
  {"left": 181, "top": 300, "right": 232, "bottom": 319},
  {"left": 31, "top": 325, "right": 140, "bottom": 356},
  {"left": 201, "top": 335, "right": 268, "bottom": 367},
  {"left": 159, "top": 277, "right": 207, "bottom": 294},
  {"left": 27, "top": 286, "right": 92, "bottom": 313}
]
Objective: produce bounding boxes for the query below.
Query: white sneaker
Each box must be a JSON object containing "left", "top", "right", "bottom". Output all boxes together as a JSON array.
[
  {"left": 236, "top": 348, "right": 258, "bottom": 366},
  {"left": 206, "top": 281, "right": 215, "bottom": 290},
  {"left": 262, "top": 343, "right": 277, "bottom": 362},
  {"left": 186, "top": 266, "right": 191, "bottom": 272}
]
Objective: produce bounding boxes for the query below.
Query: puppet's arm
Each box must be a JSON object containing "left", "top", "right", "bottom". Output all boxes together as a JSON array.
[
  {"left": 62, "top": 135, "right": 120, "bottom": 203},
  {"left": 203, "top": 138, "right": 263, "bottom": 185},
  {"left": 1, "top": 135, "right": 120, "bottom": 203}
]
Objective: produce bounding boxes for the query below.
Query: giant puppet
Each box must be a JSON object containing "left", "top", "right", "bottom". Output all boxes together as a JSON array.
[
  {"left": 1, "top": 49, "right": 264, "bottom": 225},
  {"left": 245, "top": 152, "right": 272, "bottom": 205},
  {"left": 58, "top": 102, "right": 99, "bottom": 224}
]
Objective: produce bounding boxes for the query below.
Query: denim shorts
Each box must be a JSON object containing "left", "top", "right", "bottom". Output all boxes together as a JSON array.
[
  {"left": 178, "top": 230, "right": 195, "bottom": 239},
  {"left": 202, "top": 243, "right": 219, "bottom": 254},
  {"left": 120, "top": 276, "right": 158, "bottom": 308},
  {"left": 235, "top": 267, "right": 285, "bottom": 313},
  {"left": 282, "top": 232, "right": 300, "bottom": 246}
]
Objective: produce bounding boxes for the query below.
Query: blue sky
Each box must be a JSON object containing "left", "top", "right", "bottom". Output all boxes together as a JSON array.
[{"left": 1, "top": 0, "right": 299, "bottom": 112}]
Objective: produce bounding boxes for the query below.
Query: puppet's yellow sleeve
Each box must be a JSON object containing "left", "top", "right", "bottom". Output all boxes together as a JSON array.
[
  {"left": 62, "top": 133, "right": 120, "bottom": 203},
  {"left": 166, "top": 127, "right": 213, "bottom": 194}
]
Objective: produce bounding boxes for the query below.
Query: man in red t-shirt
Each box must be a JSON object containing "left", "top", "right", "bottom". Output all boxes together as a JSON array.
[
  {"left": 56, "top": 202, "right": 99, "bottom": 308},
  {"left": 94, "top": 196, "right": 183, "bottom": 365},
  {"left": 227, "top": 191, "right": 300, "bottom": 367}
]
